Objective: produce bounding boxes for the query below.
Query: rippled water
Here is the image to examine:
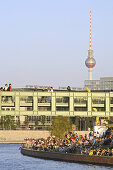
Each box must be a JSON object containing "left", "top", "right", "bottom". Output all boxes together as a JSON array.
[{"left": 0, "top": 144, "right": 112, "bottom": 170}]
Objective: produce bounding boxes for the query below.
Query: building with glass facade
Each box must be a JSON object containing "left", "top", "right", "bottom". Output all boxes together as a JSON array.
[{"left": 84, "top": 77, "right": 113, "bottom": 90}]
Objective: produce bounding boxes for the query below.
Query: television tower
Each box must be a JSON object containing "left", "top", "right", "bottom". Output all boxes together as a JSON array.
[{"left": 85, "top": 11, "right": 96, "bottom": 80}]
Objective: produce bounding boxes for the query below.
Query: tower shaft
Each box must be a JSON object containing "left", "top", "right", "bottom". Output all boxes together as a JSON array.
[{"left": 89, "top": 68, "right": 92, "bottom": 80}]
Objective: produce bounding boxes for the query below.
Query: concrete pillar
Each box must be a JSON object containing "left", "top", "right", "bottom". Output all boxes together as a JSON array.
[
  {"left": 15, "top": 92, "right": 20, "bottom": 114},
  {"left": 69, "top": 92, "right": 74, "bottom": 116},
  {"left": 33, "top": 92, "right": 38, "bottom": 115},
  {"left": 51, "top": 92, "right": 56, "bottom": 115},
  {"left": 88, "top": 93, "right": 92, "bottom": 116},
  {"left": 106, "top": 93, "right": 110, "bottom": 117}
]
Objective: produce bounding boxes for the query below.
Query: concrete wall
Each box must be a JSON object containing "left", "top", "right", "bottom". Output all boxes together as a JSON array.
[
  {"left": 0, "top": 130, "right": 50, "bottom": 142},
  {"left": 0, "top": 130, "right": 92, "bottom": 142}
]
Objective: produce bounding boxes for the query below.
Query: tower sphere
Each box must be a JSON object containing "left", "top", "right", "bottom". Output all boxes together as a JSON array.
[{"left": 85, "top": 57, "right": 96, "bottom": 68}]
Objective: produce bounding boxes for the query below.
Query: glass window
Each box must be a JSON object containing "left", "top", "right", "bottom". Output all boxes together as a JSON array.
[
  {"left": 38, "top": 96, "right": 51, "bottom": 103},
  {"left": 38, "top": 106, "right": 51, "bottom": 111},
  {"left": 56, "top": 97, "right": 69, "bottom": 103},
  {"left": 20, "top": 107, "right": 33, "bottom": 111},
  {"left": 56, "top": 107, "right": 69, "bottom": 111},
  {"left": 1, "top": 96, "right": 15, "bottom": 103},
  {"left": 92, "top": 97, "right": 105, "bottom": 104},
  {"left": 38, "top": 116, "right": 41, "bottom": 121},
  {"left": 46, "top": 116, "right": 51, "bottom": 123},
  {"left": 1, "top": 107, "right": 15, "bottom": 111},
  {"left": 1, "top": 107, "right": 5, "bottom": 111},
  {"left": 6, "top": 108, "right": 10, "bottom": 111},
  {"left": 74, "top": 97, "right": 87, "bottom": 104},
  {"left": 92, "top": 107, "right": 105, "bottom": 112},
  {"left": 74, "top": 107, "right": 87, "bottom": 111},
  {"left": 20, "top": 96, "right": 33, "bottom": 103},
  {"left": 110, "top": 97, "right": 113, "bottom": 104}
]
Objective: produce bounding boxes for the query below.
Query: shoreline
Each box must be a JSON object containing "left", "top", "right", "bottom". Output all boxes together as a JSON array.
[{"left": 0, "top": 141, "right": 25, "bottom": 144}]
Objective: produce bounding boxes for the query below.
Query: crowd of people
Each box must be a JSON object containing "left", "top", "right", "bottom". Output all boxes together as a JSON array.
[
  {"left": 23, "top": 129, "right": 113, "bottom": 157},
  {"left": 34, "top": 86, "right": 54, "bottom": 92},
  {"left": 0, "top": 84, "right": 12, "bottom": 91},
  {"left": 34, "top": 86, "right": 71, "bottom": 92}
]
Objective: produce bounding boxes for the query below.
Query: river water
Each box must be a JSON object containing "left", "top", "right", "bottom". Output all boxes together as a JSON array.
[{"left": 0, "top": 144, "right": 113, "bottom": 170}]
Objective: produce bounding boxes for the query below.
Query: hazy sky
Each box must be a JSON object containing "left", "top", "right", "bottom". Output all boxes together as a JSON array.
[{"left": 0, "top": 0, "right": 113, "bottom": 88}]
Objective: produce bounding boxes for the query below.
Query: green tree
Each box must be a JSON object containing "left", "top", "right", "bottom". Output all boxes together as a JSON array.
[
  {"left": 24, "top": 116, "right": 29, "bottom": 128},
  {"left": 35, "top": 117, "right": 39, "bottom": 126},
  {"left": 75, "top": 117, "right": 79, "bottom": 130},
  {"left": 4, "top": 116, "right": 16, "bottom": 130},
  {"left": 0, "top": 116, "right": 4, "bottom": 129},
  {"left": 41, "top": 116, "right": 45, "bottom": 125},
  {"left": 50, "top": 116, "right": 72, "bottom": 139},
  {"left": 86, "top": 118, "right": 94, "bottom": 130},
  {"left": 16, "top": 118, "right": 20, "bottom": 128}
]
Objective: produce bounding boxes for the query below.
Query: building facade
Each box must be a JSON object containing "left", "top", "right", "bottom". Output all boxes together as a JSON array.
[
  {"left": 84, "top": 77, "right": 113, "bottom": 91},
  {"left": 0, "top": 90, "right": 113, "bottom": 117}
]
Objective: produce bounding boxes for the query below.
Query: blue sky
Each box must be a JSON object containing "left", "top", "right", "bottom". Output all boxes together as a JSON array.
[{"left": 0, "top": 0, "right": 113, "bottom": 88}]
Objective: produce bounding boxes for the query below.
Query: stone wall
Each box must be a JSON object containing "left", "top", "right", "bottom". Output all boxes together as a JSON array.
[
  {"left": 0, "top": 130, "right": 50, "bottom": 142},
  {"left": 0, "top": 130, "right": 92, "bottom": 142}
]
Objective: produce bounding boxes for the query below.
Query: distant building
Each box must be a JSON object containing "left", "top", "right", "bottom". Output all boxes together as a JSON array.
[{"left": 84, "top": 77, "right": 113, "bottom": 90}]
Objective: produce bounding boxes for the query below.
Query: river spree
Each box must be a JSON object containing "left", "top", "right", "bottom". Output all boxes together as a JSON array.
[{"left": 0, "top": 144, "right": 112, "bottom": 170}]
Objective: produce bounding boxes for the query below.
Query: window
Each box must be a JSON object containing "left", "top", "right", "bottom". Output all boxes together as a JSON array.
[
  {"left": 1, "top": 96, "right": 15, "bottom": 103},
  {"left": 11, "top": 108, "right": 15, "bottom": 111},
  {"left": 20, "top": 96, "right": 33, "bottom": 103},
  {"left": 92, "top": 97, "right": 105, "bottom": 104},
  {"left": 38, "top": 96, "right": 51, "bottom": 103},
  {"left": 20, "top": 107, "right": 33, "bottom": 111},
  {"left": 74, "top": 107, "right": 87, "bottom": 111},
  {"left": 56, "top": 97, "right": 69, "bottom": 103},
  {"left": 6, "top": 108, "right": 10, "bottom": 111},
  {"left": 1, "top": 107, "right": 15, "bottom": 111},
  {"left": 38, "top": 106, "right": 51, "bottom": 111},
  {"left": 92, "top": 107, "right": 105, "bottom": 112},
  {"left": 74, "top": 97, "right": 87, "bottom": 104},
  {"left": 46, "top": 116, "right": 51, "bottom": 123},
  {"left": 56, "top": 107, "right": 69, "bottom": 111},
  {"left": 110, "top": 97, "right": 113, "bottom": 104}
]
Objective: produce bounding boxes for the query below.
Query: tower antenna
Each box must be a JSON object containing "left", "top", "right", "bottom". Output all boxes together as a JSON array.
[{"left": 90, "top": 10, "right": 92, "bottom": 49}]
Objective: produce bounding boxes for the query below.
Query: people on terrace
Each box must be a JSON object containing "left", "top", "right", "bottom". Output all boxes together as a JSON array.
[
  {"left": 0, "top": 84, "right": 12, "bottom": 91},
  {"left": 23, "top": 129, "right": 113, "bottom": 157}
]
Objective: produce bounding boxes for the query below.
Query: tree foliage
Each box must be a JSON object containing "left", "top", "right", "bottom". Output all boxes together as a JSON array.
[
  {"left": 0, "top": 116, "right": 16, "bottom": 129},
  {"left": 50, "top": 116, "right": 72, "bottom": 139},
  {"left": 35, "top": 118, "right": 39, "bottom": 126},
  {"left": 24, "top": 116, "right": 29, "bottom": 128},
  {"left": 41, "top": 116, "right": 45, "bottom": 125}
]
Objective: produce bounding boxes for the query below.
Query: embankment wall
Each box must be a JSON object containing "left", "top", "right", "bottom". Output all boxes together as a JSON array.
[{"left": 0, "top": 131, "right": 91, "bottom": 142}]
